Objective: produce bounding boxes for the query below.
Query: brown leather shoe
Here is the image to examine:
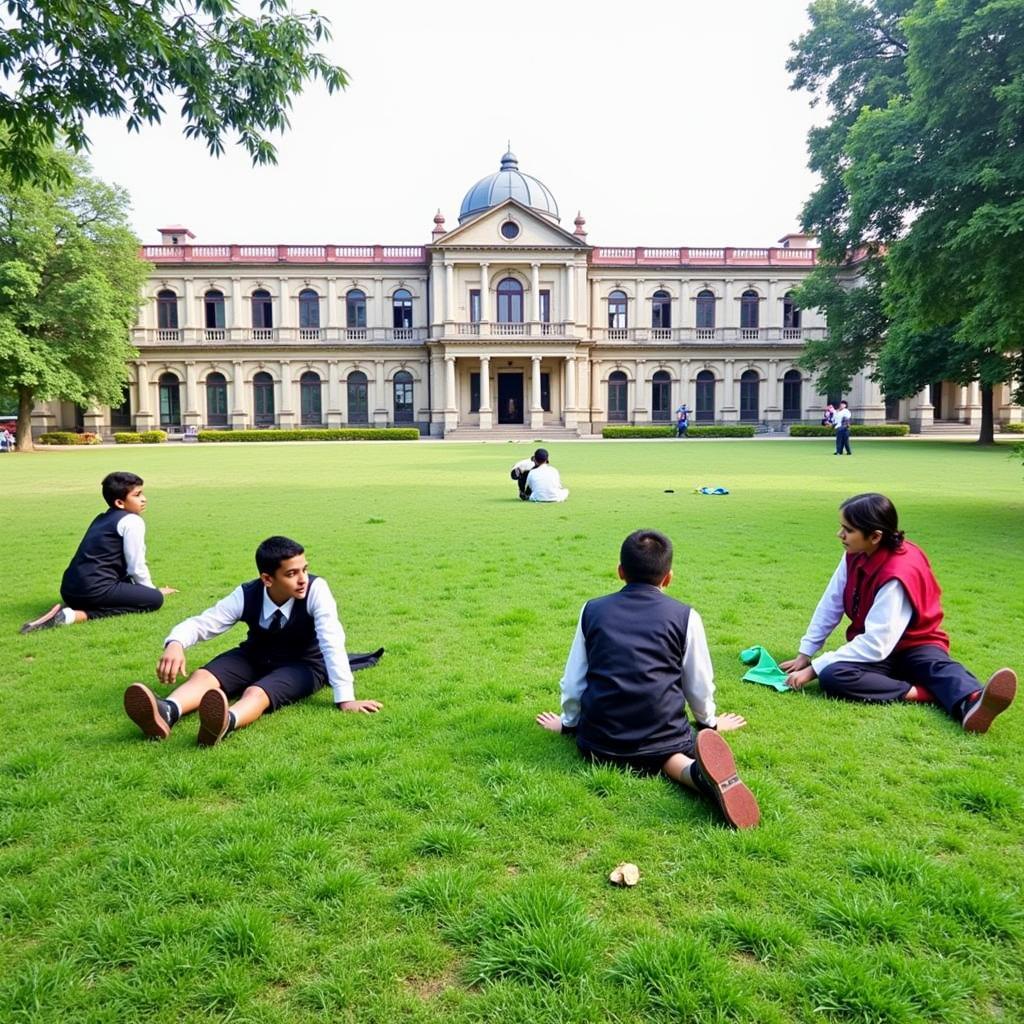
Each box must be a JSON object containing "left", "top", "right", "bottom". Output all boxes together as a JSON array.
[
  {"left": 20, "top": 603, "right": 64, "bottom": 634},
  {"left": 962, "top": 669, "right": 1017, "bottom": 734},
  {"left": 124, "top": 682, "right": 171, "bottom": 740},
  {"left": 694, "top": 729, "right": 760, "bottom": 830},
  {"left": 197, "top": 688, "right": 231, "bottom": 747}
]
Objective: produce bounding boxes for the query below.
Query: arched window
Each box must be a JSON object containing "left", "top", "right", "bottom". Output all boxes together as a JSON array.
[
  {"left": 608, "top": 290, "right": 628, "bottom": 334},
  {"left": 740, "top": 290, "right": 759, "bottom": 335},
  {"left": 782, "top": 292, "right": 801, "bottom": 336},
  {"left": 298, "top": 289, "right": 320, "bottom": 334},
  {"left": 393, "top": 370, "right": 414, "bottom": 423},
  {"left": 300, "top": 370, "right": 322, "bottom": 425},
  {"left": 651, "top": 370, "right": 671, "bottom": 421},
  {"left": 695, "top": 290, "right": 716, "bottom": 335},
  {"left": 157, "top": 290, "right": 179, "bottom": 332},
  {"left": 393, "top": 289, "right": 413, "bottom": 331},
  {"left": 696, "top": 369, "right": 715, "bottom": 422},
  {"left": 782, "top": 369, "right": 802, "bottom": 421},
  {"left": 206, "top": 372, "right": 228, "bottom": 426},
  {"left": 346, "top": 289, "right": 367, "bottom": 330},
  {"left": 740, "top": 369, "right": 760, "bottom": 421},
  {"left": 607, "top": 370, "right": 628, "bottom": 422},
  {"left": 253, "top": 371, "right": 275, "bottom": 427},
  {"left": 347, "top": 370, "right": 369, "bottom": 424},
  {"left": 251, "top": 289, "right": 273, "bottom": 331},
  {"left": 652, "top": 290, "right": 671, "bottom": 333},
  {"left": 204, "top": 289, "right": 225, "bottom": 332},
  {"left": 158, "top": 372, "right": 181, "bottom": 430},
  {"left": 496, "top": 278, "right": 524, "bottom": 323}
]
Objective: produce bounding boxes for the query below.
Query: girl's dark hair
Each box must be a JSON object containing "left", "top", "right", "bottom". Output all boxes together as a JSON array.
[{"left": 839, "top": 493, "right": 906, "bottom": 550}]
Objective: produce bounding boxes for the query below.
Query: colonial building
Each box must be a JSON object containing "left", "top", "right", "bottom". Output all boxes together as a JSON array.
[{"left": 32, "top": 152, "right": 1022, "bottom": 437}]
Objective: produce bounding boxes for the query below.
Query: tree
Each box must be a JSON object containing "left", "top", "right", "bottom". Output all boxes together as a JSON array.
[
  {"left": 789, "top": 0, "right": 1024, "bottom": 443},
  {"left": 0, "top": 147, "right": 149, "bottom": 451},
  {"left": 0, "top": 0, "right": 347, "bottom": 185}
]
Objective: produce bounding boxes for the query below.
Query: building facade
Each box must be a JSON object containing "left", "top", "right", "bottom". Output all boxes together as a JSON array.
[{"left": 32, "top": 152, "right": 1023, "bottom": 437}]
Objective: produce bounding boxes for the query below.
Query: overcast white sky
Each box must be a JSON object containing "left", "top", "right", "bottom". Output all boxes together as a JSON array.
[{"left": 82, "top": 0, "right": 825, "bottom": 248}]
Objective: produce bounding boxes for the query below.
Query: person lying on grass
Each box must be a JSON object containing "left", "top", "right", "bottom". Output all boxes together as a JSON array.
[
  {"left": 536, "top": 529, "right": 760, "bottom": 829},
  {"left": 124, "top": 536, "right": 382, "bottom": 746},
  {"left": 21, "top": 471, "right": 176, "bottom": 634},
  {"left": 781, "top": 492, "right": 1016, "bottom": 733}
]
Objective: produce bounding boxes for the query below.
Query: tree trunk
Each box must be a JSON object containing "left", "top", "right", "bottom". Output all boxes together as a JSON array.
[
  {"left": 976, "top": 384, "right": 995, "bottom": 445},
  {"left": 15, "top": 388, "right": 35, "bottom": 452}
]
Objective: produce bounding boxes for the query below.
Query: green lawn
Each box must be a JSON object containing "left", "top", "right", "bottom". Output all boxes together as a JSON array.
[{"left": 1, "top": 439, "right": 1022, "bottom": 1024}]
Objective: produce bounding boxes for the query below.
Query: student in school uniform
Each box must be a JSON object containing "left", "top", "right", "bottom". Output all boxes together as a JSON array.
[
  {"left": 781, "top": 492, "right": 1016, "bottom": 732},
  {"left": 510, "top": 453, "right": 537, "bottom": 501},
  {"left": 833, "top": 399, "right": 852, "bottom": 455},
  {"left": 523, "top": 448, "right": 570, "bottom": 503}
]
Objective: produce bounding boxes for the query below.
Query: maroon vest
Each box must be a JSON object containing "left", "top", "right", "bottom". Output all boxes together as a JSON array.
[{"left": 843, "top": 540, "right": 949, "bottom": 652}]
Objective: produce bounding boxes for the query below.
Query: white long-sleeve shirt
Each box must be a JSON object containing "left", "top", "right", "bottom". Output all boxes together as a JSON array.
[
  {"left": 165, "top": 576, "right": 356, "bottom": 703},
  {"left": 525, "top": 464, "right": 569, "bottom": 502},
  {"left": 118, "top": 514, "right": 156, "bottom": 589},
  {"left": 558, "top": 604, "right": 718, "bottom": 729},
  {"left": 798, "top": 554, "right": 913, "bottom": 676}
]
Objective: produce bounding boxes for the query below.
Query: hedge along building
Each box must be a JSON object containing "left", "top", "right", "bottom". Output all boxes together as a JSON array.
[{"left": 32, "top": 151, "right": 1022, "bottom": 438}]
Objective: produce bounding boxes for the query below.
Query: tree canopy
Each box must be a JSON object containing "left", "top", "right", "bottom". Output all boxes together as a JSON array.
[
  {"left": 0, "top": 148, "right": 149, "bottom": 450},
  {"left": 0, "top": 0, "right": 347, "bottom": 184},
  {"left": 789, "top": 0, "right": 1024, "bottom": 442}
]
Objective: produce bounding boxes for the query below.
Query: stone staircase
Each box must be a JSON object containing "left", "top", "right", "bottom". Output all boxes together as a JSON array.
[
  {"left": 917, "top": 420, "right": 979, "bottom": 436},
  {"left": 444, "top": 425, "right": 581, "bottom": 441}
]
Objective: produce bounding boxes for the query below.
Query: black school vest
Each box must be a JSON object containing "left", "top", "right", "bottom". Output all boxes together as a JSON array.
[
  {"left": 577, "top": 583, "right": 693, "bottom": 757},
  {"left": 61, "top": 508, "right": 131, "bottom": 597},
  {"left": 237, "top": 576, "right": 323, "bottom": 667}
]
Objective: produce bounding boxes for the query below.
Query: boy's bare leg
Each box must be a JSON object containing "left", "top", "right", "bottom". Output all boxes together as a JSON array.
[
  {"left": 662, "top": 753, "right": 697, "bottom": 788},
  {"left": 166, "top": 669, "right": 224, "bottom": 714},
  {"left": 230, "top": 686, "right": 272, "bottom": 729}
]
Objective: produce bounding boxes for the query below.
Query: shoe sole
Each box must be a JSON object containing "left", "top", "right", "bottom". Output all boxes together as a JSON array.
[
  {"left": 124, "top": 682, "right": 170, "bottom": 740},
  {"left": 695, "top": 730, "right": 760, "bottom": 830},
  {"left": 197, "top": 688, "right": 230, "bottom": 747},
  {"left": 20, "top": 603, "right": 62, "bottom": 634},
  {"left": 962, "top": 669, "right": 1017, "bottom": 734}
]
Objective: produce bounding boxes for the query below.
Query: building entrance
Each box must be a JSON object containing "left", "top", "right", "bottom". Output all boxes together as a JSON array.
[{"left": 497, "top": 373, "right": 524, "bottom": 424}]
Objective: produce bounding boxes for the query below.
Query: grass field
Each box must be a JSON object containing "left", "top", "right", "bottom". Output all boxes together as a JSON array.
[{"left": 1, "top": 439, "right": 1022, "bottom": 1024}]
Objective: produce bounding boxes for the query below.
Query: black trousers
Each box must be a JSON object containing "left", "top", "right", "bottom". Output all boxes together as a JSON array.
[
  {"left": 818, "top": 644, "right": 981, "bottom": 721},
  {"left": 835, "top": 426, "right": 852, "bottom": 454},
  {"left": 61, "top": 582, "right": 163, "bottom": 620}
]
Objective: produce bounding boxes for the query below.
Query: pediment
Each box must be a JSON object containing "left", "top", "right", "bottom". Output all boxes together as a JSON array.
[{"left": 432, "top": 200, "right": 587, "bottom": 251}]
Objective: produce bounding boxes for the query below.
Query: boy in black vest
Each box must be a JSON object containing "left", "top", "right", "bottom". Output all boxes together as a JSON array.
[
  {"left": 20, "top": 471, "right": 174, "bottom": 634},
  {"left": 123, "top": 536, "right": 382, "bottom": 746},
  {"left": 535, "top": 529, "right": 760, "bottom": 829}
]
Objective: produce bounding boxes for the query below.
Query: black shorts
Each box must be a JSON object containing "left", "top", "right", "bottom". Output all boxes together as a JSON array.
[
  {"left": 201, "top": 648, "right": 326, "bottom": 712},
  {"left": 577, "top": 735, "right": 696, "bottom": 775}
]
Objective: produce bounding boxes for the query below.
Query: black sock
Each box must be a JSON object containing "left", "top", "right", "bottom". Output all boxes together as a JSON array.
[
  {"left": 956, "top": 691, "right": 981, "bottom": 721},
  {"left": 157, "top": 699, "right": 180, "bottom": 727},
  {"left": 688, "top": 761, "right": 715, "bottom": 799},
  {"left": 226, "top": 711, "right": 237, "bottom": 734}
]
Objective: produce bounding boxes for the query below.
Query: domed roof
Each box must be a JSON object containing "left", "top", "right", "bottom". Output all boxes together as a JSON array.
[{"left": 458, "top": 150, "right": 559, "bottom": 223}]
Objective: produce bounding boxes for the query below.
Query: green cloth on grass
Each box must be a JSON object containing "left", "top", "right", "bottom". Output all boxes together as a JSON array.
[{"left": 740, "top": 645, "right": 790, "bottom": 691}]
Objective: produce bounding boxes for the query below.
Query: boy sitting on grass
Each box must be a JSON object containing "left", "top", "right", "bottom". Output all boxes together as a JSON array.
[
  {"left": 20, "top": 471, "right": 175, "bottom": 633},
  {"left": 536, "top": 529, "right": 759, "bottom": 829},
  {"left": 124, "top": 536, "right": 382, "bottom": 746}
]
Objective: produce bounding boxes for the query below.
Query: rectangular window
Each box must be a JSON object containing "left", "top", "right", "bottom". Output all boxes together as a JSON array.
[
  {"left": 469, "top": 289, "right": 481, "bottom": 323},
  {"left": 540, "top": 372, "right": 550, "bottom": 412},
  {"left": 470, "top": 373, "right": 481, "bottom": 413},
  {"left": 539, "top": 290, "right": 551, "bottom": 323}
]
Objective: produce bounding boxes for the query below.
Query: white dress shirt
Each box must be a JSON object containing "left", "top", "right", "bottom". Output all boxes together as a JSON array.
[
  {"left": 798, "top": 554, "right": 913, "bottom": 675},
  {"left": 526, "top": 464, "right": 569, "bottom": 502},
  {"left": 165, "top": 576, "right": 356, "bottom": 703},
  {"left": 558, "top": 604, "right": 718, "bottom": 729},
  {"left": 834, "top": 407, "right": 852, "bottom": 429},
  {"left": 117, "top": 514, "right": 156, "bottom": 589}
]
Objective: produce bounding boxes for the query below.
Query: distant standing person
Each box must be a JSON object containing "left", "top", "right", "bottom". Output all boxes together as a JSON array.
[
  {"left": 0, "top": 426, "right": 13, "bottom": 452},
  {"left": 833, "top": 400, "right": 852, "bottom": 455},
  {"left": 510, "top": 453, "right": 537, "bottom": 501},
  {"left": 675, "top": 405, "right": 690, "bottom": 438},
  {"left": 524, "top": 448, "right": 569, "bottom": 503}
]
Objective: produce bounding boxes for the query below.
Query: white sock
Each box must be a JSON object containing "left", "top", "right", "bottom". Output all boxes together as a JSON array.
[
  {"left": 167, "top": 698, "right": 181, "bottom": 717},
  {"left": 61, "top": 607, "right": 76, "bottom": 625}
]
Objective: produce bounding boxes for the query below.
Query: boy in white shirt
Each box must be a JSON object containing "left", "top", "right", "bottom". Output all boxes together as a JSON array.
[
  {"left": 524, "top": 448, "right": 569, "bottom": 503},
  {"left": 833, "top": 399, "right": 852, "bottom": 455}
]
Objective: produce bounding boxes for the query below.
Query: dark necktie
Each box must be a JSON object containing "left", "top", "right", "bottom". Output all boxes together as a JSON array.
[{"left": 269, "top": 609, "right": 284, "bottom": 632}]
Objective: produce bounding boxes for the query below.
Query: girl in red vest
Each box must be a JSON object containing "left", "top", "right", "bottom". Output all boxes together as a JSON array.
[{"left": 780, "top": 492, "right": 1016, "bottom": 732}]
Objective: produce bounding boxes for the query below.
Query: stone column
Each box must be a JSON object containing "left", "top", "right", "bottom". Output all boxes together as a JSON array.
[
  {"left": 326, "top": 279, "right": 337, "bottom": 329},
  {"left": 907, "top": 385, "right": 934, "bottom": 434},
  {"left": 278, "top": 278, "right": 291, "bottom": 333},
  {"left": 634, "top": 359, "right": 649, "bottom": 423},
  {"left": 564, "top": 356, "right": 578, "bottom": 429},
  {"left": 135, "top": 362, "right": 154, "bottom": 430},
  {"left": 591, "top": 278, "right": 601, "bottom": 335},
  {"left": 766, "top": 357, "right": 780, "bottom": 423},
  {"left": 445, "top": 262, "right": 454, "bottom": 324},
  {"left": 479, "top": 263, "right": 490, "bottom": 324},
  {"left": 373, "top": 359, "right": 388, "bottom": 426},
  {"left": 183, "top": 279, "right": 195, "bottom": 339},
  {"left": 722, "top": 359, "right": 738, "bottom": 421},
  {"left": 479, "top": 355, "right": 493, "bottom": 430},
  {"left": 857, "top": 373, "right": 886, "bottom": 425},
  {"left": 999, "top": 379, "right": 1023, "bottom": 424},
  {"left": 530, "top": 355, "right": 544, "bottom": 430},
  {"left": 231, "top": 360, "right": 247, "bottom": 429},
  {"left": 183, "top": 360, "right": 201, "bottom": 427},
  {"left": 278, "top": 360, "right": 294, "bottom": 429},
  {"left": 231, "top": 278, "right": 243, "bottom": 340},
  {"left": 327, "top": 360, "right": 342, "bottom": 426},
  {"left": 565, "top": 262, "right": 575, "bottom": 326},
  {"left": 722, "top": 280, "right": 733, "bottom": 330},
  {"left": 83, "top": 403, "right": 105, "bottom": 434},
  {"left": 531, "top": 262, "right": 541, "bottom": 326},
  {"left": 591, "top": 358, "right": 603, "bottom": 425},
  {"left": 678, "top": 360, "right": 690, "bottom": 410},
  {"left": 965, "top": 381, "right": 981, "bottom": 425},
  {"left": 443, "top": 354, "right": 458, "bottom": 432}
]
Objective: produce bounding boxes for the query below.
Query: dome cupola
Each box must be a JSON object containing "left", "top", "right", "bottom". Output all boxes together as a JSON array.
[{"left": 458, "top": 149, "right": 559, "bottom": 223}]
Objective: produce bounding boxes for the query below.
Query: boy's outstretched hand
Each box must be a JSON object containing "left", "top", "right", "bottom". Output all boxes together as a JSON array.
[
  {"left": 156, "top": 640, "right": 186, "bottom": 684},
  {"left": 715, "top": 712, "right": 748, "bottom": 732},
  {"left": 536, "top": 711, "right": 563, "bottom": 733},
  {"left": 337, "top": 700, "right": 383, "bottom": 713},
  {"left": 159, "top": 586, "right": 178, "bottom": 596}
]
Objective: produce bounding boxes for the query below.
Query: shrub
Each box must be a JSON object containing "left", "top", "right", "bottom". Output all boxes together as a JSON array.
[
  {"left": 601, "top": 425, "right": 755, "bottom": 438},
  {"left": 140, "top": 430, "right": 167, "bottom": 444},
  {"left": 38, "top": 431, "right": 101, "bottom": 445},
  {"left": 114, "top": 432, "right": 142, "bottom": 444},
  {"left": 197, "top": 428, "right": 420, "bottom": 443},
  {"left": 1001, "top": 422, "right": 1024, "bottom": 433},
  {"left": 789, "top": 424, "right": 910, "bottom": 437}
]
